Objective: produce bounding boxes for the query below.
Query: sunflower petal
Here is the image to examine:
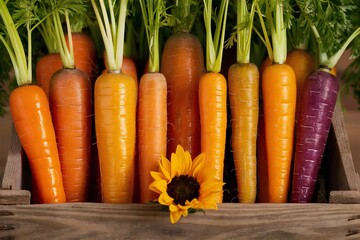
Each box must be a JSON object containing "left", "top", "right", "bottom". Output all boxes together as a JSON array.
[
  {"left": 170, "top": 211, "right": 182, "bottom": 224},
  {"left": 149, "top": 179, "right": 168, "bottom": 194},
  {"left": 171, "top": 145, "right": 188, "bottom": 177},
  {"left": 150, "top": 171, "right": 166, "bottom": 181},
  {"left": 190, "top": 153, "right": 205, "bottom": 178},
  {"left": 158, "top": 192, "right": 174, "bottom": 206},
  {"left": 159, "top": 156, "right": 171, "bottom": 181}
]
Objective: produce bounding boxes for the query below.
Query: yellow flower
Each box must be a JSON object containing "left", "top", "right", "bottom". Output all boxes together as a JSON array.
[{"left": 149, "top": 145, "right": 224, "bottom": 224}]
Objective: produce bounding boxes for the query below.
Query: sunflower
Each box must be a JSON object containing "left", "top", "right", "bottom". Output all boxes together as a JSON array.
[{"left": 149, "top": 145, "right": 224, "bottom": 224}]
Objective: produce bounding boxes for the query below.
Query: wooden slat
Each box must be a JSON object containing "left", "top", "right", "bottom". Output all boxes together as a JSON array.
[
  {"left": 327, "top": 104, "right": 360, "bottom": 191},
  {"left": 1, "top": 203, "right": 360, "bottom": 239},
  {"left": 0, "top": 190, "right": 30, "bottom": 205},
  {"left": 1, "top": 125, "right": 23, "bottom": 191},
  {"left": 329, "top": 190, "right": 360, "bottom": 204}
]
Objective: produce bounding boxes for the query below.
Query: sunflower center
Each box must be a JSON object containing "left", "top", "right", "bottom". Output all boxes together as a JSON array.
[{"left": 167, "top": 175, "right": 200, "bottom": 205}]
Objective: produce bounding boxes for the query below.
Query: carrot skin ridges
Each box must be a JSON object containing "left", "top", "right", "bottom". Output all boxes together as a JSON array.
[
  {"left": 161, "top": 31, "right": 205, "bottom": 159},
  {"left": 291, "top": 69, "right": 339, "bottom": 203},
  {"left": 228, "top": 63, "right": 259, "bottom": 203},
  {"left": 49, "top": 68, "right": 92, "bottom": 202},
  {"left": 262, "top": 63, "right": 296, "bottom": 203},
  {"left": 138, "top": 72, "right": 167, "bottom": 203},
  {"left": 199, "top": 72, "right": 227, "bottom": 203},
  {"left": 36, "top": 53, "right": 63, "bottom": 99},
  {"left": 94, "top": 71, "right": 137, "bottom": 203},
  {"left": 10, "top": 85, "right": 66, "bottom": 203}
]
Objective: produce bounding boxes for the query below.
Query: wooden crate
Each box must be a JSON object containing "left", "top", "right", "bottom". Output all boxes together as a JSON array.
[
  {"left": 1, "top": 104, "right": 360, "bottom": 239},
  {"left": 1, "top": 103, "right": 360, "bottom": 204}
]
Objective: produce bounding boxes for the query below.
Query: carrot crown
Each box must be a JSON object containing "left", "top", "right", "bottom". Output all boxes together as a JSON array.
[
  {"left": 91, "top": 0, "right": 129, "bottom": 72},
  {"left": 203, "top": 0, "right": 229, "bottom": 73}
]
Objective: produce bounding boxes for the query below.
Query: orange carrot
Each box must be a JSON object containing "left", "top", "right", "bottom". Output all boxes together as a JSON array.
[
  {"left": 256, "top": 1, "right": 296, "bottom": 203},
  {"left": 1, "top": 0, "right": 66, "bottom": 204},
  {"left": 91, "top": 0, "right": 137, "bottom": 203},
  {"left": 94, "top": 71, "right": 137, "bottom": 203},
  {"left": 49, "top": 69, "right": 92, "bottom": 202},
  {"left": 262, "top": 64, "right": 296, "bottom": 203},
  {"left": 137, "top": 0, "right": 168, "bottom": 203},
  {"left": 36, "top": 53, "right": 62, "bottom": 99},
  {"left": 199, "top": 0, "right": 229, "bottom": 203},
  {"left": 199, "top": 72, "right": 227, "bottom": 203},
  {"left": 286, "top": 48, "right": 315, "bottom": 117},
  {"left": 10, "top": 86, "right": 66, "bottom": 203},
  {"left": 138, "top": 73, "right": 167, "bottom": 203},
  {"left": 227, "top": 0, "right": 258, "bottom": 203},
  {"left": 161, "top": 31, "right": 205, "bottom": 159}
]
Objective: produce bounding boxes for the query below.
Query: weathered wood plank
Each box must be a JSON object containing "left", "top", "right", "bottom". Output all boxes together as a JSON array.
[
  {"left": 0, "top": 203, "right": 360, "bottom": 239},
  {"left": 0, "top": 190, "right": 30, "bottom": 205},
  {"left": 329, "top": 190, "right": 360, "bottom": 204},
  {"left": 327, "top": 104, "right": 360, "bottom": 192},
  {"left": 1, "top": 125, "right": 23, "bottom": 191}
]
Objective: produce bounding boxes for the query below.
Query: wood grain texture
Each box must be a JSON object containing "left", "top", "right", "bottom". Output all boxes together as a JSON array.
[
  {"left": 326, "top": 104, "right": 360, "bottom": 192},
  {"left": 0, "top": 203, "right": 360, "bottom": 239},
  {"left": 0, "top": 190, "right": 30, "bottom": 205},
  {"left": 1, "top": 125, "right": 23, "bottom": 190}
]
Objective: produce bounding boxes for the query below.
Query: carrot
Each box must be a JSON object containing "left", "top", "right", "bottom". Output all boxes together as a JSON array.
[
  {"left": 226, "top": 0, "right": 258, "bottom": 203},
  {"left": 137, "top": 0, "right": 168, "bottom": 203},
  {"left": 199, "top": 0, "right": 229, "bottom": 203},
  {"left": 291, "top": 0, "right": 360, "bottom": 203},
  {"left": 48, "top": 6, "right": 92, "bottom": 202},
  {"left": 161, "top": 1, "right": 205, "bottom": 159},
  {"left": 137, "top": 73, "right": 167, "bottom": 203},
  {"left": 0, "top": 0, "right": 66, "bottom": 203},
  {"left": 256, "top": 1, "right": 297, "bottom": 203},
  {"left": 91, "top": 0, "right": 137, "bottom": 203}
]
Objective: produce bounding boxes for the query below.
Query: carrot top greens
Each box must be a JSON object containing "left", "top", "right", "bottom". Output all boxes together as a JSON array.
[
  {"left": 139, "top": 0, "right": 173, "bottom": 73},
  {"left": 91, "top": 0, "right": 131, "bottom": 72},
  {"left": 295, "top": 0, "right": 359, "bottom": 69},
  {"left": 171, "top": 0, "right": 201, "bottom": 33},
  {"left": 225, "top": 0, "right": 257, "bottom": 64},
  {"left": 203, "top": 0, "right": 229, "bottom": 73},
  {"left": 256, "top": 0, "right": 293, "bottom": 65}
]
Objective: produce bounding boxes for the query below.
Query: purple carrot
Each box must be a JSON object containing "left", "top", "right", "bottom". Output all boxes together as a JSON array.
[{"left": 291, "top": 68, "right": 339, "bottom": 203}]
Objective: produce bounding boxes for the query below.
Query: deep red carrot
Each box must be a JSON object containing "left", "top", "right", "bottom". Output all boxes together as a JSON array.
[
  {"left": 161, "top": 31, "right": 205, "bottom": 159},
  {"left": 0, "top": 0, "right": 66, "bottom": 203},
  {"left": 50, "top": 69, "right": 92, "bottom": 202},
  {"left": 49, "top": 9, "right": 92, "bottom": 202}
]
